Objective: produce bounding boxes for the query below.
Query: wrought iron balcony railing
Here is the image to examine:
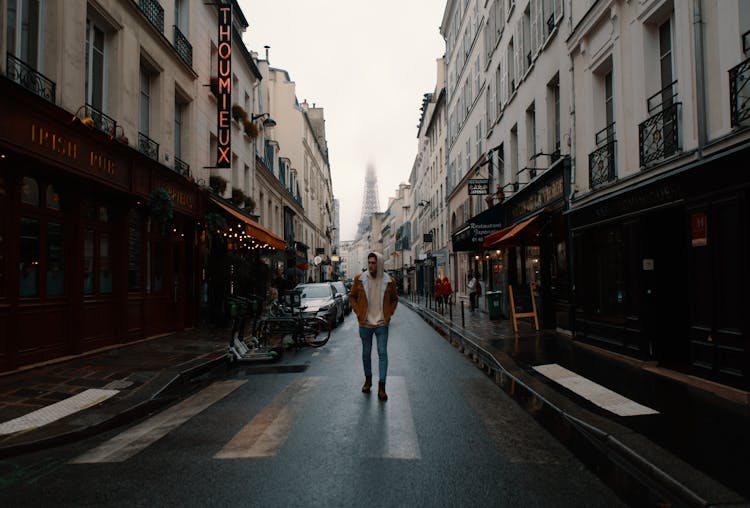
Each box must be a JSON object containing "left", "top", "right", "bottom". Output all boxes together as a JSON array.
[
  {"left": 5, "top": 53, "right": 56, "bottom": 102},
  {"left": 80, "top": 104, "right": 117, "bottom": 137},
  {"left": 138, "top": 0, "right": 164, "bottom": 33},
  {"left": 640, "top": 82, "right": 681, "bottom": 166},
  {"left": 729, "top": 57, "right": 750, "bottom": 127},
  {"left": 174, "top": 156, "right": 189, "bottom": 177},
  {"left": 173, "top": 25, "right": 192, "bottom": 67},
  {"left": 590, "top": 124, "right": 617, "bottom": 189},
  {"left": 518, "top": 166, "right": 537, "bottom": 180},
  {"left": 138, "top": 132, "right": 159, "bottom": 161}
]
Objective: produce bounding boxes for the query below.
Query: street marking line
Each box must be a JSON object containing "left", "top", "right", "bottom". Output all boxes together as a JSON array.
[
  {"left": 533, "top": 363, "right": 659, "bottom": 416},
  {"left": 69, "top": 380, "right": 245, "bottom": 463},
  {"left": 214, "top": 377, "right": 320, "bottom": 459},
  {"left": 0, "top": 389, "right": 120, "bottom": 436},
  {"left": 364, "top": 376, "right": 421, "bottom": 460}
]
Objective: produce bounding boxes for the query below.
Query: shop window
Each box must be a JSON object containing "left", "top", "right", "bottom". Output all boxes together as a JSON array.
[
  {"left": 83, "top": 203, "right": 113, "bottom": 296},
  {"left": 21, "top": 177, "right": 39, "bottom": 206},
  {"left": 19, "top": 176, "right": 66, "bottom": 299},
  {"left": 46, "top": 184, "right": 61, "bottom": 210},
  {"left": 146, "top": 219, "right": 164, "bottom": 294},
  {"left": 46, "top": 222, "right": 64, "bottom": 296},
  {"left": 19, "top": 218, "right": 39, "bottom": 297},
  {"left": 0, "top": 176, "right": 6, "bottom": 298},
  {"left": 128, "top": 208, "right": 143, "bottom": 291}
]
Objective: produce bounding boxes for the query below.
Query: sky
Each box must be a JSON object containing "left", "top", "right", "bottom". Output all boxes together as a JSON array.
[{"left": 238, "top": 1, "right": 446, "bottom": 242}]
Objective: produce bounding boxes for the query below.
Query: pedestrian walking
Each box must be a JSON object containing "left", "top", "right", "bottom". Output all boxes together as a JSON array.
[
  {"left": 467, "top": 272, "right": 477, "bottom": 311},
  {"left": 349, "top": 252, "right": 399, "bottom": 401},
  {"left": 434, "top": 277, "right": 444, "bottom": 311},
  {"left": 442, "top": 275, "right": 453, "bottom": 307}
]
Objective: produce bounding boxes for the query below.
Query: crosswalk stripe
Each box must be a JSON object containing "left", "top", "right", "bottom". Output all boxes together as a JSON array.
[
  {"left": 70, "top": 380, "right": 246, "bottom": 464},
  {"left": 214, "top": 377, "right": 320, "bottom": 459},
  {"left": 0, "top": 389, "right": 119, "bottom": 436},
  {"left": 533, "top": 363, "right": 659, "bottom": 416}
]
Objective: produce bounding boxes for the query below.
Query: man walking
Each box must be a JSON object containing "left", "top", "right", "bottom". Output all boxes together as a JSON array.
[
  {"left": 467, "top": 271, "right": 477, "bottom": 311},
  {"left": 349, "top": 252, "right": 399, "bottom": 401}
]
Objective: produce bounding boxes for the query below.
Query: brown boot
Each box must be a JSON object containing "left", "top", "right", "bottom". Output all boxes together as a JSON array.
[
  {"left": 378, "top": 381, "right": 388, "bottom": 401},
  {"left": 361, "top": 375, "right": 372, "bottom": 393}
]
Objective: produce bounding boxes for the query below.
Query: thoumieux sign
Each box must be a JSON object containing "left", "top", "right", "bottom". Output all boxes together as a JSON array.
[{"left": 217, "top": 3, "right": 231, "bottom": 168}]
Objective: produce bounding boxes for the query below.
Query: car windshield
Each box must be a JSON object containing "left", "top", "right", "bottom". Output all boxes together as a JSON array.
[
  {"left": 332, "top": 282, "right": 346, "bottom": 293},
  {"left": 297, "top": 285, "right": 331, "bottom": 299}
]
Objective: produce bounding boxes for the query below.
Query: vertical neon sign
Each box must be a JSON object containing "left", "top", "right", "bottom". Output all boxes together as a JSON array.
[{"left": 217, "top": 3, "right": 231, "bottom": 168}]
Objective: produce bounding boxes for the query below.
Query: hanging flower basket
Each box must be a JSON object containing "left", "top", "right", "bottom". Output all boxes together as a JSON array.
[
  {"left": 147, "top": 188, "right": 174, "bottom": 234},
  {"left": 209, "top": 174, "right": 228, "bottom": 195},
  {"left": 205, "top": 211, "right": 227, "bottom": 235}
]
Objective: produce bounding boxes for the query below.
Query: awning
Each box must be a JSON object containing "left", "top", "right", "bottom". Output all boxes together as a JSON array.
[
  {"left": 483, "top": 212, "right": 542, "bottom": 249},
  {"left": 210, "top": 197, "right": 285, "bottom": 250}
]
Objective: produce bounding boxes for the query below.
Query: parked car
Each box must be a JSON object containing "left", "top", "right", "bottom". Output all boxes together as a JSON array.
[
  {"left": 331, "top": 281, "right": 350, "bottom": 316},
  {"left": 294, "top": 283, "right": 342, "bottom": 328}
]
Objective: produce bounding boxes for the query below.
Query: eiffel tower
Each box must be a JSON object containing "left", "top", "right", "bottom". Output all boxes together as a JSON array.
[{"left": 356, "top": 164, "right": 380, "bottom": 239}]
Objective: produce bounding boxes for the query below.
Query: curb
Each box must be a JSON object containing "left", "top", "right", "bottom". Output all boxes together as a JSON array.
[
  {"left": 0, "top": 353, "right": 228, "bottom": 459},
  {"left": 402, "top": 299, "right": 747, "bottom": 507}
]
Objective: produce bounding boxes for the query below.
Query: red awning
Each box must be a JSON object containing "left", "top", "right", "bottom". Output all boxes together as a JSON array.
[
  {"left": 483, "top": 213, "right": 542, "bottom": 249},
  {"left": 210, "top": 197, "right": 285, "bottom": 250}
]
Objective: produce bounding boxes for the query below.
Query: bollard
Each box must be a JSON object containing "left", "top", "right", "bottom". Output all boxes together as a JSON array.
[
  {"left": 461, "top": 300, "right": 465, "bottom": 327},
  {"left": 449, "top": 299, "right": 453, "bottom": 321}
]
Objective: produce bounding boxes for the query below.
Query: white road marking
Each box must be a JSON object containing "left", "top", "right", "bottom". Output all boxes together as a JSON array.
[
  {"left": 70, "top": 380, "right": 245, "bottom": 463},
  {"left": 214, "top": 377, "right": 321, "bottom": 459},
  {"left": 364, "top": 376, "right": 421, "bottom": 460},
  {"left": 0, "top": 389, "right": 120, "bottom": 436},
  {"left": 533, "top": 363, "right": 659, "bottom": 416}
]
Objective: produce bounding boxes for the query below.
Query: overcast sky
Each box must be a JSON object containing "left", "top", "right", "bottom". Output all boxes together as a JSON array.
[{"left": 238, "top": 1, "right": 446, "bottom": 241}]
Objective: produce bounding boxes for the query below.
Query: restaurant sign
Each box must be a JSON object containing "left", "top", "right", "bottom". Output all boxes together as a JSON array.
[
  {"left": 468, "top": 178, "right": 489, "bottom": 195},
  {"left": 216, "top": 3, "right": 232, "bottom": 168}
]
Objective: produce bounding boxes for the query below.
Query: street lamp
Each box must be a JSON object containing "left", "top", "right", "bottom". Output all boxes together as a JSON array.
[{"left": 251, "top": 112, "right": 277, "bottom": 128}]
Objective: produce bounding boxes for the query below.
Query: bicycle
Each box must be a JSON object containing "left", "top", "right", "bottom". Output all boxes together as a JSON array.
[
  {"left": 255, "top": 299, "right": 331, "bottom": 349},
  {"left": 227, "top": 294, "right": 284, "bottom": 363}
]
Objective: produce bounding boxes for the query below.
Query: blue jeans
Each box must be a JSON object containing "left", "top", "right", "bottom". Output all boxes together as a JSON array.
[{"left": 359, "top": 326, "right": 389, "bottom": 382}]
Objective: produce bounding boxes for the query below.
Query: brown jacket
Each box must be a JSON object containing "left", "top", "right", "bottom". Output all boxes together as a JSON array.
[{"left": 349, "top": 253, "right": 399, "bottom": 326}]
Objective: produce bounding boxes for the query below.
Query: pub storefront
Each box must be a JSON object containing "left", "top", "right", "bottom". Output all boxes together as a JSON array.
[
  {"left": 0, "top": 79, "right": 202, "bottom": 372},
  {"left": 567, "top": 145, "right": 750, "bottom": 389}
]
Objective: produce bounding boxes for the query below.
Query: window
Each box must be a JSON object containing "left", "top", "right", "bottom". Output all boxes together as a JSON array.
[
  {"left": 547, "top": 75, "right": 561, "bottom": 154},
  {"left": 174, "top": 98, "right": 185, "bottom": 159},
  {"left": 526, "top": 104, "right": 536, "bottom": 168},
  {"left": 605, "top": 71, "right": 614, "bottom": 132},
  {"left": 139, "top": 64, "right": 152, "bottom": 135},
  {"left": 507, "top": 37, "right": 515, "bottom": 95},
  {"left": 85, "top": 18, "right": 105, "bottom": 111},
  {"left": 128, "top": 208, "right": 143, "bottom": 290},
  {"left": 6, "top": 0, "right": 41, "bottom": 68},
  {"left": 174, "top": 0, "right": 188, "bottom": 33},
  {"left": 19, "top": 177, "right": 66, "bottom": 299},
  {"left": 83, "top": 203, "right": 113, "bottom": 295},
  {"left": 0, "top": 176, "right": 6, "bottom": 298}
]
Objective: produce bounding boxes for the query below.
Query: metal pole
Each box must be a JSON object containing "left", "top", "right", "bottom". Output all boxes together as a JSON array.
[
  {"left": 461, "top": 300, "right": 465, "bottom": 327},
  {"left": 449, "top": 297, "right": 453, "bottom": 321}
]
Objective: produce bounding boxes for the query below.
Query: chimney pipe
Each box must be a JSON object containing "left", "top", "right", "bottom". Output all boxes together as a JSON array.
[{"left": 264, "top": 45, "right": 270, "bottom": 62}]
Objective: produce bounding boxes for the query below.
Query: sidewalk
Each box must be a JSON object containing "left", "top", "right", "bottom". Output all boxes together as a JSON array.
[
  {"left": 403, "top": 294, "right": 749, "bottom": 507},
  {"left": 0, "top": 327, "right": 230, "bottom": 457}
]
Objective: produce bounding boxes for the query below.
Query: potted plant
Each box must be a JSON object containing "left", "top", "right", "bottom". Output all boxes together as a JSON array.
[
  {"left": 232, "top": 104, "right": 248, "bottom": 122},
  {"left": 243, "top": 119, "right": 259, "bottom": 139},
  {"left": 209, "top": 174, "right": 228, "bottom": 195},
  {"left": 231, "top": 187, "right": 246, "bottom": 206},
  {"left": 243, "top": 195, "right": 256, "bottom": 212}
]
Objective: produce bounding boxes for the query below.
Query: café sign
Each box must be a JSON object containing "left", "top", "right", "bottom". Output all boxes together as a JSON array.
[{"left": 468, "top": 178, "right": 489, "bottom": 195}]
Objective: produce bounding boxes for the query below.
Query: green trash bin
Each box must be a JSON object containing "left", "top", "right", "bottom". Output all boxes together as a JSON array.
[{"left": 486, "top": 291, "right": 502, "bottom": 320}]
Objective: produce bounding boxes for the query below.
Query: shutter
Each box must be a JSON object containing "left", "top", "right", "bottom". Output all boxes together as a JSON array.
[
  {"left": 500, "top": 52, "right": 507, "bottom": 104},
  {"left": 530, "top": 0, "right": 538, "bottom": 56},
  {"left": 555, "top": 0, "right": 563, "bottom": 23}
]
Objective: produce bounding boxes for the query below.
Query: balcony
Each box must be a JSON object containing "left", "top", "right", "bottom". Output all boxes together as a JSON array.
[
  {"left": 173, "top": 26, "right": 193, "bottom": 67},
  {"left": 729, "top": 56, "right": 750, "bottom": 127},
  {"left": 138, "top": 132, "right": 159, "bottom": 161},
  {"left": 80, "top": 104, "right": 117, "bottom": 137},
  {"left": 138, "top": 0, "right": 164, "bottom": 33},
  {"left": 174, "top": 156, "right": 189, "bottom": 177},
  {"left": 589, "top": 123, "right": 617, "bottom": 189},
  {"left": 639, "top": 81, "right": 681, "bottom": 167},
  {"left": 5, "top": 53, "right": 56, "bottom": 102}
]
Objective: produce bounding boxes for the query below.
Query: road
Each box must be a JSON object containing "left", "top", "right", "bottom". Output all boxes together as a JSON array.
[{"left": 0, "top": 305, "right": 626, "bottom": 507}]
